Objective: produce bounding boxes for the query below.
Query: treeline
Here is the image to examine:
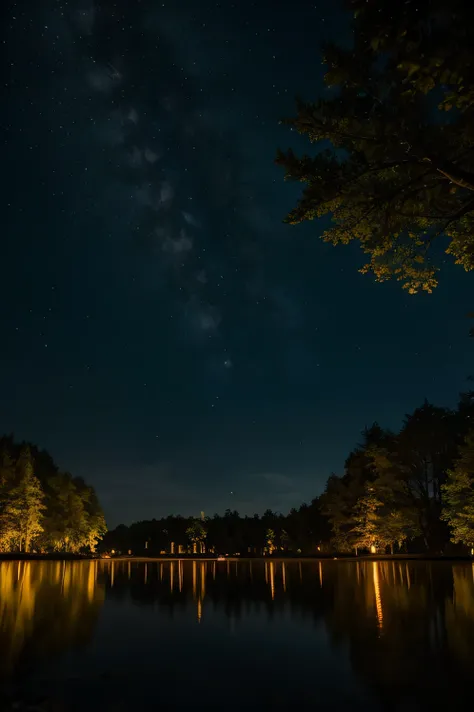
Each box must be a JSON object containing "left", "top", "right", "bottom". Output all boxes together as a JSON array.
[
  {"left": 322, "top": 397, "right": 474, "bottom": 554},
  {"left": 102, "top": 503, "right": 330, "bottom": 557},
  {"left": 105, "top": 395, "right": 474, "bottom": 556},
  {"left": 0, "top": 436, "right": 106, "bottom": 553}
]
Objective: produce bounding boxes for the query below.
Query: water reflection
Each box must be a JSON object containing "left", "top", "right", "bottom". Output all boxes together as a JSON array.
[
  {"left": 1, "top": 559, "right": 473, "bottom": 710},
  {"left": 100, "top": 559, "right": 474, "bottom": 709},
  {"left": 0, "top": 561, "right": 104, "bottom": 678}
]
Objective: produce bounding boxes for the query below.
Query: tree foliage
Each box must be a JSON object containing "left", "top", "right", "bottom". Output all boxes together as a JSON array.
[
  {"left": 0, "top": 436, "right": 106, "bottom": 554},
  {"left": 0, "top": 446, "right": 45, "bottom": 552},
  {"left": 276, "top": 0, "right": 474, "bottom": 293},
  {"left": 321, "top": 401, "right": 465, "bottom": 553},
  {"left": 442, "top": 429, "right": 474, "bottom": 547},
  {"left": 103, "top": 393, "right": 474, "bottom": 556}
]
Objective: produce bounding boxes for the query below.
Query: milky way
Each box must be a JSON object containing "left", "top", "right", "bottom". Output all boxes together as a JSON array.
[{"left": 2, "top": 0, "right": 473, "bottom": 526}]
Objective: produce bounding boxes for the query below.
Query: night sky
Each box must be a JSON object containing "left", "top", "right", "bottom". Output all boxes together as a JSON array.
[{"left": 2, "top": 0, "right": 473, "bottom": 527}]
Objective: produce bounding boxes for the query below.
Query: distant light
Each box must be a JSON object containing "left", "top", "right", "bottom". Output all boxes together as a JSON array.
[
  {"left": 370, "top": 545, "right": 377, "bottom": 554},
  {"left": 111, "top": 549, "right": 115, "bottom": 555}
]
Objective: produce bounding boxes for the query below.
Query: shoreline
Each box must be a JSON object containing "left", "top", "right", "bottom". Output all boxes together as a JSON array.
[{"left": 1, "top": 553, "right": 472, "bottom": 563}]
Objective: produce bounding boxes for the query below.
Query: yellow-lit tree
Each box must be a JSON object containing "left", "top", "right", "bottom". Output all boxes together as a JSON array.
[
  {"left": 442, "top": 429, "right": 474, "bottom": 548},
  {"left": 2, "top": 447, "right": 45, "bottom": 552}
]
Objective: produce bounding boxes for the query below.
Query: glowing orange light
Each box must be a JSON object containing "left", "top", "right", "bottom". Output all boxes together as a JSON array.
[{"left": 373, "top": 562, "right": 383, "bottom": 630}]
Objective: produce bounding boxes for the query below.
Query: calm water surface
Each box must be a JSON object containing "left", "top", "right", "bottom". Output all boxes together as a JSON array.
[{"left": 1, "top": 559, "right": 473, "bottom": 711}]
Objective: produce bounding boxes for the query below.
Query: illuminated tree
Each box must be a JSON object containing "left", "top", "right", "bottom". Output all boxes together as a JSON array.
[
  {"left": 266, "top": 528, "right": 276, "bottom": 553},
  {"left": 276, "top": 0, "right": 474, "bottom": 293},
  {"left": 353, "top": 485, "right": 384, "bottom": 552},
  {"left": 0, "top": 436, "right": 106, "bottom": 553},
  {"left": 186, "top": 519, "right": 207, "bottom": 553},
  {"left": 367, "top": 446, "right": 421, "bottom": 553},
  {"left": 2, "top": 447, "right": 45, "bottom": 552},
  {"left": 280, "top": 529, "right": 290, "bottom": 550},
  {"left": 442, "top": 429, "right": 474, "bottom": 548}
]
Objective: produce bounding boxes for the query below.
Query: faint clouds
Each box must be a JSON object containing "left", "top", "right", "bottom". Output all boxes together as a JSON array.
[
  {"left": 125, "top": 146, "right": 161, "bottom": 168},
  {"left": 135, "top": 181, "right": 174, "bottom": 210},
  {"left": 127, "top": 146, "right": 144, "bottom": 167},
  {"left": 87, "top": 63, "right": 122, "bottom": 94},
  {"left": 160, "top": 181, "right": 174, "bottom": 206},
  {"left": 162, "top": 230, "right": 193, "bottom": 255},
  {"left": 186, "top": 298, "right": 221, "bottom": 333},
  {"left": 197, "top": 309, "right": 221, "bottom": 332},
  {"left": 128, "top": 107, "right": 139, "bottom": 124},
  {"left": 182, "top": 211, "right": 200, "bottom": 228},
  {"left": 144, "top": 147, "right": 160, "bottom": 164},
  {"left": 259, "top": 473, "right": 295, "bottom": 489}
]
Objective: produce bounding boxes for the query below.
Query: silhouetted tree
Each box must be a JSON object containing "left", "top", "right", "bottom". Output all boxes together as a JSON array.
[{"left": 276, "top": 0, "right": 474, "bottom": 293}]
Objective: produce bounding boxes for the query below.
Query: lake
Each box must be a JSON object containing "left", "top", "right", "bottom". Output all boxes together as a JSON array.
[{"left": 0, "top": 559, "right": 473, "bottom": 711}]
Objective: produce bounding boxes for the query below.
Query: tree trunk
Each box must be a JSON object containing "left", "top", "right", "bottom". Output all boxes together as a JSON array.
[{"left": 390, "top": 543, "right": 394, "bottom": 556}]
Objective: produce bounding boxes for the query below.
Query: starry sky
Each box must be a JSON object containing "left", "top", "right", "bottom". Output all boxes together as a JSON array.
[{"left": 2, "top": 0, "right": 473, "bottom": 528}]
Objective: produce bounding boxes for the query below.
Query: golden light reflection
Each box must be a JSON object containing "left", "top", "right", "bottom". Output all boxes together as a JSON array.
[
  {"left": 200, "top": 562, "right": 206, "bottom": 600},
  {"left": 397, "top": 562, "right": 404, "bottom": 586},
  {"left": 87, "top": 562, "right": 96, "bottom": 602},
  {"left": 197, "top": 597, "right": 202, "bottom": 623},
  {"left": 282, "top": 562, "right": 286, "bottom": 592},
  {"left": 319, "top": 561, "right": 323, "bottom": 588},
  {"left": 111, "top": 561, "right": 115, "bottom": 588},
  {"left": 144, "top": 563, "right": 148, "bottom": 585},
  {"left": 170, "top": 561, "right": 175, "bottom": 592},
  {"left": 179, "top": 560, "right": 183, "bottom": 592},
  {"left": 192, "top": 560, "right": 197, "bottom": 598},
  {"left": 0, "top": 561, "right": 104, "bottom": 675},
  {"left": 372, "top": 562, "right": 383, "bottom": 631},
  {"left": 270, "top": 561, "right": 275, "bottom": 600}
]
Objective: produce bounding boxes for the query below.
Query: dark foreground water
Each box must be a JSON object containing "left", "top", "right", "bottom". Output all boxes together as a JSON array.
[{"left": 1, "top": 560, "right": 473, "bottom": 711}]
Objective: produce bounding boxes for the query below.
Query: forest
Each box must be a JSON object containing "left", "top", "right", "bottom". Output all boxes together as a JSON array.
[
  {"left": 0, "top": 435, "right": 106, "bottom": 553},
  {"left": 104, "top": 395, "right": 474, "bottom": 557}
]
